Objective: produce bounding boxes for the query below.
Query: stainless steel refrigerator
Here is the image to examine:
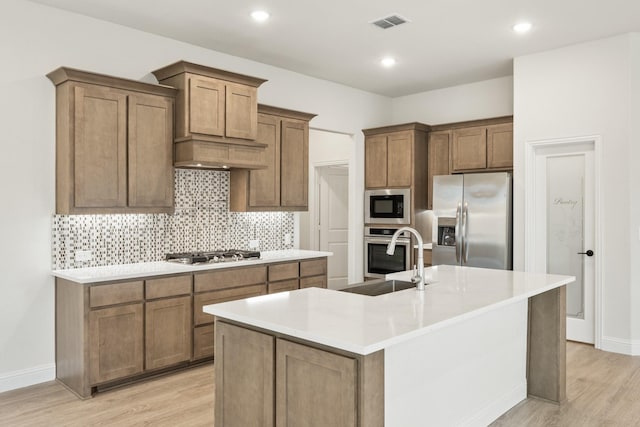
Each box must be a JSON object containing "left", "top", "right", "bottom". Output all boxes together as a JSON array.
[{"left": 432, "top": 172, "right": 512, "bottom": 269}]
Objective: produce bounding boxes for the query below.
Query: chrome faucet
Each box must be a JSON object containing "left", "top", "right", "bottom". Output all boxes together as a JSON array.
[{"left": 386, "top": 226, "right": 426, "bottom": 291}]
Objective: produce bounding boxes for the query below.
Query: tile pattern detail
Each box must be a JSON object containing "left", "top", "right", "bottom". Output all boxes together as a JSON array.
[{"left": 52, "top": 170, "right": 295, "bottom": 269}]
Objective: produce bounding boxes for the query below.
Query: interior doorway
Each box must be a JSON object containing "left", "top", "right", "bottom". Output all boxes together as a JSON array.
[
  {"left": 316, "top": 165, "right": 349, "bottom": 289},
  {"left": 526, "top": 136, "right": 601, "bottom": 345}
]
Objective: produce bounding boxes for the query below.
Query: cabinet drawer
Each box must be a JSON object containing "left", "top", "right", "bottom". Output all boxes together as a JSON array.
[
  {"left": 268, "top": 262, "right": 299, "bottom": 282},
  {"left": 90, "top": 281, "right": 143, "bottom": 308},
  {"left": 300, "top": 258, "right": 326, "bottom": 278},
  {"left": 268, "top": 279, "right": 299, "bottom": 294},
  {"left": 193, "top": 324, "right": 214, "bottom": 360},
  {"left": 194, "top": 266, "right": 267, "bottom": 292},
  {"left": 194, "top": 284, "right": 267, "bottom": 326},
  {"left": 299, "top": 275, "right": 327, "bottom": 289},
  {"left": 145, "top": 275, "right": 192, "bottom": 299}
]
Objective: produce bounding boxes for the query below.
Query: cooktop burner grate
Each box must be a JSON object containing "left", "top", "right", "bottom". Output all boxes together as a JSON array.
[{"left": 165, "top": 250, "right": 261, "bottom": 264}]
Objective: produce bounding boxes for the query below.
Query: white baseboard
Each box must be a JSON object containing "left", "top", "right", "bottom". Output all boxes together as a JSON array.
[
  {"left": 0, "top": 364, "right": 55, "bottom": 393},
  {"left": 600, "top": 336, "right": 640, "bottom": 356},
  {"left": 460, "top": 381, "right": 527, "bottom": 427}
]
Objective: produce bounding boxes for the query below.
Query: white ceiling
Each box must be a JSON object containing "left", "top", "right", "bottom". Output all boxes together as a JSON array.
[{"left": 29, "top": 0, "right": 640, "bottom": 97}]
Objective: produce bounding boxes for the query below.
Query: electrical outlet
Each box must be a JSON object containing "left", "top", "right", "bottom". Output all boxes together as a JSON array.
[
  {"left": 75, "top": 250, "right": 92, "bottom": 262},
  {"left": 249, "top": 239, "right": 259, "bottom": 249},
  {"left": 284, "top": 233, "right": 292, "bottom": 245}
]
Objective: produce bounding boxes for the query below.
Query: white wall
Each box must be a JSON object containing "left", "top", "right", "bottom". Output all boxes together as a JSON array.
[
  {"left": 630, "top": 33, "right": 640, "bottom": 347},
  {"left": 391, "top": 76, "right": 514, "bottom": 125},
  {"left": 514, "top": 34, "right": 639, "bottom": 354},
  {"left": 0, "top": 0, "right": 390, "bottom": 391},
  {"left": 299, "top": 129, "right": 361, "bottom": 283}
]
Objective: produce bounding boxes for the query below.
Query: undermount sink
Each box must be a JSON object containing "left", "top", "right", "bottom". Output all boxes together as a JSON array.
[{"left": 338, "top": 279, "right": 415, "bottom": 296}]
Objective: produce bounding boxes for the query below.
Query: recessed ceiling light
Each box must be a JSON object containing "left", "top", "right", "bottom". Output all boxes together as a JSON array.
[
  {"left": 251, "top": 10, "right": 270, "bottom": 22},
  {"left": 381, "top": 57, "right": 396, "bottom": 67},
  {"left": 513, "top": 22, "right": 532, "bottom": 34}
]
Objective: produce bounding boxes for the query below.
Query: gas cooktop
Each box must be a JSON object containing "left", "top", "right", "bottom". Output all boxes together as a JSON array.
[{"left": 165, "top": 250, "right": 261, "bottom": 264}]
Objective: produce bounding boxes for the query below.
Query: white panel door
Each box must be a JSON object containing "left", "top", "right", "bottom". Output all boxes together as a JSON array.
[{"left": 318, "top": 166, "right": 349, "bottom": 289}]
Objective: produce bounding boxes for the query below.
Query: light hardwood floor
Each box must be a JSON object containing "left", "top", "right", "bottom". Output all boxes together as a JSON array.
[
  {"left": 2, "top": 342, "right": 640, "bottom": 426},
  {"left": 0, "top": 365, "right": 215, "bottom": 426}
]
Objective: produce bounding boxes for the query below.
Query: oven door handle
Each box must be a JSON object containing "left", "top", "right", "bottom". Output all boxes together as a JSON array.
[{"left": 364, "top": 237, "right": 411, "bottom": 245}]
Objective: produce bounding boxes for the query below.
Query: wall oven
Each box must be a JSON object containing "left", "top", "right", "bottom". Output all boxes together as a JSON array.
[
  {"left": 364, "top": 188, "right": 411, "bottom": 225},
  {"left": 364, "top": 227, "right": 411, "bottom": 278}
]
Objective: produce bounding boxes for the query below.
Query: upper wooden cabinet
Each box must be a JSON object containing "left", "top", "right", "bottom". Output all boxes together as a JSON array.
[
  {"left": 152, "top": 61, "right": 268, "bottom": 169},
  {"left": 230, "top": 105, "right": 316, "bottom": 211},
  {"left": 363, "top": 123, "right": 429, "bottom": 190},
  {"left": 427, "top": 130, "right": 451, "bottom": 210},
  {"left": 451, "top": 122, "right": 513, "bottom": 172},
  {"left": 47, "top": 67, "right": 176, "bottom": 214}
]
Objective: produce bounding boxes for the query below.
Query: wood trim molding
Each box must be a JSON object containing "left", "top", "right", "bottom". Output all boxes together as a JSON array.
[
  {"left": 152, "top": 60, "right": 267, "bottom": 87},
  {"left": 46, "top": 67, "right": 177, "bottom": 97},
  {"left": 362, "top": 122, "right": 430, "bottom": 136},
  {"left": 429, "top": 115, "right": 513, "bottom": 132},
  {"left": 258, "top": 104, "right": 317, "bottom": 122}
]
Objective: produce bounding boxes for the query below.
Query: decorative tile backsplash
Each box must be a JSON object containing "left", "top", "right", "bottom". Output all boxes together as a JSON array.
[{"left": 52, "top": 169, "right": 295, "bottom": 269}]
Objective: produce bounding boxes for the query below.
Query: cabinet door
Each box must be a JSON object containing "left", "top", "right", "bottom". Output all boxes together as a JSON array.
[
  {"left": 280, "top": 118, "right": 309, "bottom": 207},
  {"left": 276, "top": 338, "right": 357, "bottom": 427},
  {"left": 427, "top": 131, "right": 451, "bottom": 209},
  {"left": 364, "top": 135, "right": 388, "bottom": 188},
  {"left": 193, "top": 324, "right": 214, "bottom": 360},
  {"left": 128, "top": 93, "right": 174, "bottom": 208},
  {"left": 387, "top": 131, "right": 413, "bottom": 187},
  {"left": 487, "top": 123, "right": 513, "bottom": 169},
  {"left": 249, "top": 114, "right": 281, "bottom": 207},
  {"left": 89, "top": 303, "right": 143, "bottom": 384},
  {"left": 225, "top": 82, "right": 258, "bottom": 140},
  {"left": 145, "top": 296, "right": 192, "bottom": 370},
  {"left": 452, "top": 126, "right": 487, "bottom": 171},
  {"left": 215, "top": 322, "right": 274, "bottom": 427},
  {"left": 73, "top": 85, "right": 127, "bottom": 208},
  {"left": 189, "top": 76, "right": 225, "bottom": 136}
]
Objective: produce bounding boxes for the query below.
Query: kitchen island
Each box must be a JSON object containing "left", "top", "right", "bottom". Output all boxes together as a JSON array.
[{"left": 204, "top": 265, "right": 574, "bottom": 426}]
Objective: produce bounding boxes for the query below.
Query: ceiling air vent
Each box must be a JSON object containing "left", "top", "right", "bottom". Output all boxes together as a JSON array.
[{"left": 370, "top": 14, "right": 410, "bottom": 30}]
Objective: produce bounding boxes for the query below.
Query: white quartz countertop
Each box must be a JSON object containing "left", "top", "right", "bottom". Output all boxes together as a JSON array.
[
  {"left": 204, "top": 265, "right": 574, "bottom": 355},
  {"left": 51, "top": 250, "right": 332, "bottom": 284}
]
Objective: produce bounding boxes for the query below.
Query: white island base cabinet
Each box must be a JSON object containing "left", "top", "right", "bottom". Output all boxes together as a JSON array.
[{"left": 385, "top": 299, "right": 527, "bottom": 427}]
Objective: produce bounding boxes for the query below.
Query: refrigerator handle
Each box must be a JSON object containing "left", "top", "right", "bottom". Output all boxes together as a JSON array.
[
  {"left": 463, "top": 202, "right": 469, "bottom": 264},
  {"left": 455, "top": 202, "right": 462, "bottom": 263}
]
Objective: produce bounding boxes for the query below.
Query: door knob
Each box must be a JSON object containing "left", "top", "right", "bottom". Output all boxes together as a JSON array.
[{"left": 577, "top": 250, "right": 594, "bottom": 256}]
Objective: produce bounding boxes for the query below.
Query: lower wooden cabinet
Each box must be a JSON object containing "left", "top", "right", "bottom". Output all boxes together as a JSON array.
[
  {"left": 193, "top": 283, "right": 268, "bottom": 360},
  {"left": 215, "top": 321, "right": 383, "bottom": 427},
  {"left": 145, "top": 296, "right": 192, "bottom": 370},
  {"left": 89, "top": 303, "right": 144, "bottom": 385},
  {"left": 276, "top": 338, "right": 357, "bottom": 427},
  {"left": 55, "top": 256, "right": 329, "bottom": 398},
  {"left": 300, "top": 258, "right": 328, "bottom": 289},
  {"left": 215, "top": 322, "right": 275, "bottom": 427}
]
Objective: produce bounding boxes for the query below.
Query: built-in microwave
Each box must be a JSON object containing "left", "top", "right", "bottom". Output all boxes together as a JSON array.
[{"left": 364, "top": 188, "right": 411, "bottom": 225}]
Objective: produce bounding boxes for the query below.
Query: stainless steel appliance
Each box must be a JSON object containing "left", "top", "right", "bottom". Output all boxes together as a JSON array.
[
  {"left": 364, "top": 188, "right": 411, "bottom": 225},
  {"left": 364, "top": 226, "right": 411, "bottom": 278},
  {"left": 166, "top": 250, "right": 261, "bottom": 264},
  {"left": 432, "top": 172, "right": 512, "bottom": 269}
]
